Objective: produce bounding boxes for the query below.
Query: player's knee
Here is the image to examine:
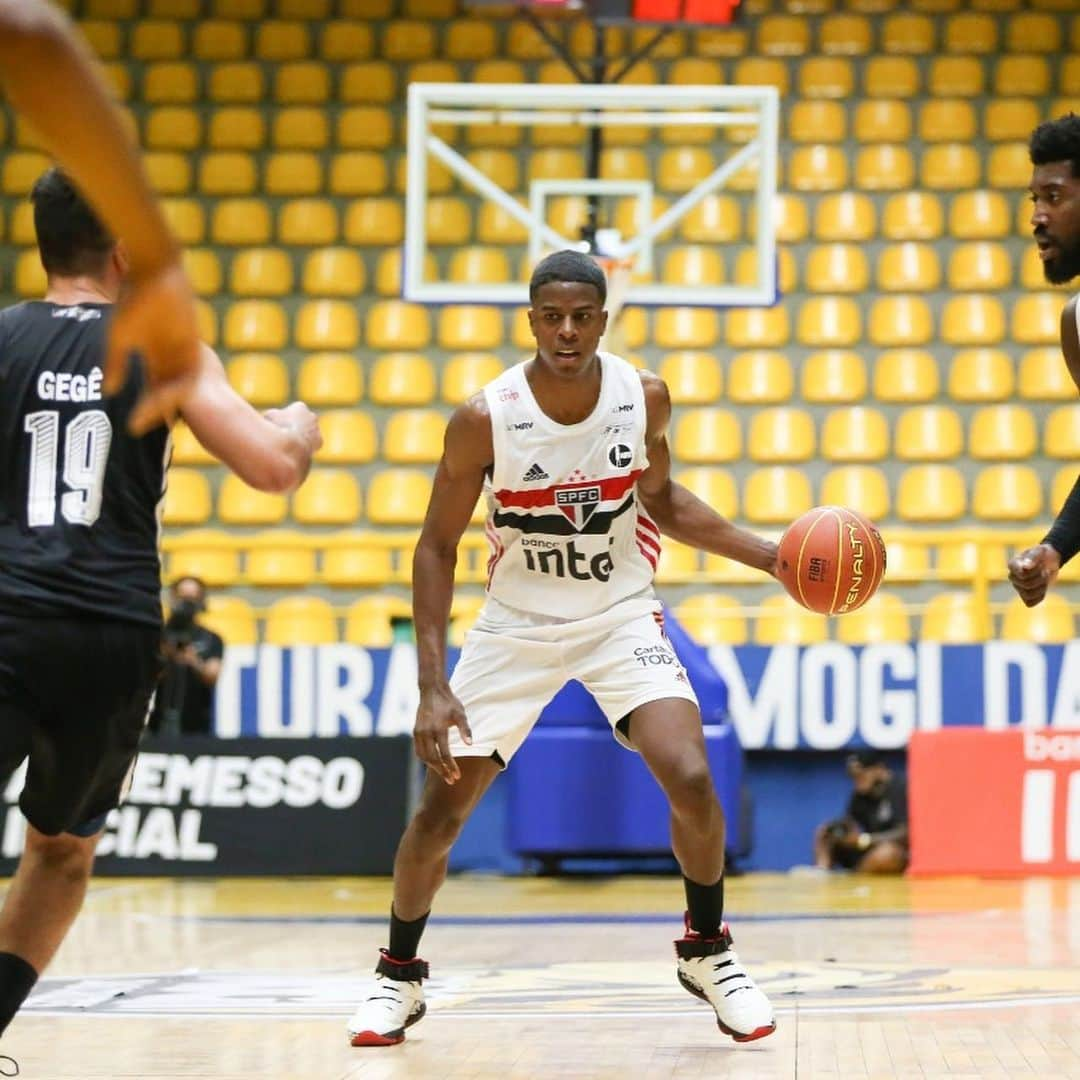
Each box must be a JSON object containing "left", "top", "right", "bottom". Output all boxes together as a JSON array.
[
  {"left": 24, "top": 828, "right": 95, "bottom": 882},
  {"left": 411, "top": 803, "right": 469, "bottom": 851},
  {"left": 859, "top": 841, "right": 907, "bottom": 875},
  {"left": 666, "top": 759, "right": 718, "bottom": 816}
]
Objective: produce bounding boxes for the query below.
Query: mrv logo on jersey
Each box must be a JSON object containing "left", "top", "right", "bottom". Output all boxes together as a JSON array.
[{"left": 522, "top": 537, "right": 613, "bottom": 582}]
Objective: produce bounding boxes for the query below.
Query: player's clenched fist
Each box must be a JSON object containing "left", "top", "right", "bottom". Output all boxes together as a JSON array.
[
  {"left": 1008, "top": 543, "right": 1061, "bottom": 608},
  {"left": 414, "top": 685, "right": 473, "bottom": 785}
]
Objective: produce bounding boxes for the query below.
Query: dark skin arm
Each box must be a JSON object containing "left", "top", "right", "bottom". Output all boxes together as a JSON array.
[
  {"left": 412, "top": 395, "right": 493, "bottom": 785},
  {"left": 1007, "top": 294, "right": 1080, "bottom": 604},
  {"left": 636, "top": 372, "right": 778, "bottom": 574}
]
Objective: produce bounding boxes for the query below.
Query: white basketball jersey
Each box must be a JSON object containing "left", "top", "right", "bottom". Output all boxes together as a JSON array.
[{"left": 482, "top": 352, "right": 659, "bottom": 619}]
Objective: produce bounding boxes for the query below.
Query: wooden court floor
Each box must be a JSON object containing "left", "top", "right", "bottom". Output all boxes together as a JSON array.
[{"left": 3, "top": 873, "right": 1080, "bottom": 1079}]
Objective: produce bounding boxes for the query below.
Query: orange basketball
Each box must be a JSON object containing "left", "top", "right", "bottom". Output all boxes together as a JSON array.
[{"left": 776, "top": 506, "right": 887, "bottom": 615}]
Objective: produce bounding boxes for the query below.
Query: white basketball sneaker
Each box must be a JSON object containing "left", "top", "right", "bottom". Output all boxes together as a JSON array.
[
  {"left": 675, "top": 917, "right": 776, "bottom": 1043},
  {"left": 347, "top": 949, "right": 428, "bottom": 1047}
]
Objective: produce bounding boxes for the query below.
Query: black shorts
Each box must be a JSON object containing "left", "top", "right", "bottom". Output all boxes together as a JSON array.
[{"left": 0, "top": 615, "right": 161, "bottom": 837}]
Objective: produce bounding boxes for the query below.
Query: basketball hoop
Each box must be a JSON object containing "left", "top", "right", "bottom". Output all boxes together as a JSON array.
[{"left": 593, "top": 251, "right": 635, "bottom": 358}]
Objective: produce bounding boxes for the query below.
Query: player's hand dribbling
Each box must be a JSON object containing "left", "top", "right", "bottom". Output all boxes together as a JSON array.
[
  {"left": 265, "top": 402, "right": 323, "bottom": 453},
  {"left": 1008, "top": 543, "right": 1061, "bottom": 607},
  {"left": 414, "top": 684, "right": 472, "bottom": 785},
  {"left": 104, "top": 259, "right": 201, "bottom": 435}
]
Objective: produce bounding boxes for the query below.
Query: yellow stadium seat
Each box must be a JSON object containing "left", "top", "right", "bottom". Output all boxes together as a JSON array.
[
  {"left": 230, "top": 248, "right": 292, "bottom": 297},
  {"left": 801, "top": 350, "right": 867, "bottom": 404},
  {"left": 941, "top": 295, "right": 1005, "bottom": 345},
  {"left": 1001, "top": 594, "right": 1074, "bottom": 645},
  {"left": 297, "top": 353, "right": 364, "bottom": 408},
  {"left": 293, "top": 470, "right": 362, "bottom": 525},
  {"left": 804, "top": 244, "right": 868, "bottom": 293},
  {"left": 814, "top": 192, "right": 875, "bottom": 242},
  {"left": 994, "top": 56, "right": 1050, "bottom": 96},
  {"left": 295, "top": 300, "right": 359, "bottom": 351},
  {"left": 315, "top": 410, "right": 376, "bottom": 465},
  {"left": 937, "top": 536, "right": 1011, "bottom": 583},
  {"left": 162, "top": 469, "right": 211, "bottom": 526},
  {"left": 680, "top": 195, "right": 742, "bottom": 244},
  {"left": 864, "top": 56, "right": 919, "bottom": 98},
  {"left": 658, "top": 148, "right": 717, "bottom": 194},
  {"left": 341, "top": 198, "right": 401, "bottom": 247},
  {"left": 207, "top": 62, "right": 264, "bottom": 103},
  {"left": 381, "top": 19, "right": 435, "bottom": 61},
  {"left": 10, "top": 203, "right": 34, "bottom": 246},
  {"left": 855, "top": 144, "right": 915, "bottom": 191},
  {"left": 369, "top": 352, "right": 437, "bottom": 406},
  {"left": 654, "top": 541, "right": 698, "bottom": 585},
  {"left": 223, "top": 301, "right": 288, "bottom": 352},
  {"left": 985, "top": 99, "right": 1040, "bottom": 142},
  {"left": 383, "top": 410, "right": 446, "bottom": 465},
  {"left": 820, "top": 13, "right": 873, "bottom": 55},
  {"left": 820, "top": 406, "right": 889, "bottom": 462},
  {"left": 919, "top": 100, "right": 976, "bottom": 143},
  {"left": 789, "top": 145, "right": 848, "bottom": 192},
  {"left": 1012, "top": 294, "right": 1062, "bottom": 346},
  {"left": 367, "top": 469, "right": 431, "bottom": 526},
  {"left": 167, "top": 534, "right": 241, "bottom": 591},
  {"left": 943, "top": 12, "right": 997, "bottom": 53},
  {"left": 600, "top": 147, "right": 650, "bottom": 181},
  {"left": 342, "top": 603, "right": 397, "bottom": 648},
  {"left": 425, "top": 198, "right": 471, "bottom": 246},
  {"left": 853, "top": 100, "right": 912, "bottom": 143},
  {"left": 768, "top": 194, "right": 809, "bottom": 244},
  {"left": 820, "top": 465, "right": 890, "bottom": 522},
  {"left": 927, "top": 56, "right": 984, "bottom": 97},
  {"left": 836, "top": 592, "right": 911, "bottom": 645},
  {"left": 675, "top": 468, "right": 738, "bottom": 519},
  {"left": 170, "top": 422, "right": 215, "bottom": 466},
  {"left": 337, "top": 107, "right": 394, "bottom": 151},
  {"left": 14, "top": 252, "right": 46, "bottom": 298},
  {"left": 788, "top": 101, "right": 846, "bottom": 143},
  {"left": 1019, "top": 348, "right": 1077, "bottom": 401},
  {"left": 799, "top": 58, "right": 855, "bottom": 99},
  {"left": 211, "top": 0, "right": 265, "bottom": 15},
  {"left": 280, "top": 199, "right": 340, "bottom": 245},
  {"left": 446, "top": 245, "right": 508, "bottom": 288},
  {"left": 973, "top": 464, "right": 1042, "bottom": 521},
  {"left": 969, "top": 404, "right": 1037, "bottom": 460},
  {"left": 207, "top": 107, "right": 264, "bottom": 150},
  {"left": 264, "top": 152, "right": 323, "bottom": 196},
  {"left": 747, "top": 408, "right": 815, "bottom": 464},
  {"left": 733, "top": 57, "right": 790, "bottom": 95},
  {"left": 211, "top": 199, "right": 271, "bottom": 246},
  {"left": 217, "top": 475, "right": 288, "bottom": 525},
  {"left": 796, "top": 297, "right": 860, "bottom": 347},
  {"left": 757, "top": 14, "right": 809, "bottom": 55},
  {"left": 475, "top": 205, "right": 529, "bottom": 246},
  {"left": 726, "top": 307, "right": 790, "bottom": 349},
  {"left": 878, "top": 538, "right": 930, "bottom": 584},
  {"left": 948, "top": 349, "right": 1014, "bottom": 402},
  {"left": 255, "top": 19, "right": 309, "bottom": 60},
  {"left": 193, "top": 20, "right": 247, "bottom": 60},
  {"left": 869, "top": 296, "right": 933, "bottom": 347},
  {"left": 330, "top": 152, "right": 389, "bottom": 197},
  {"left": 272, "top": 108, "right": 328, "bottom": 151},
  {"left": 895, "top": 405, "right": 963, "bottom": 461},
  {"left": 274, "top": 62, "right": 329, "bottom": 105},
  {"left": 143, "top": 62, "right": 198, "bottom": 104},
  {"left": 947, "top": 242, "right": 1011, "bottom": 290},
  {"left": 464, "top": 149, "right": 519, "bottom": 191},
  {"left": 657, "top": 352, "right": 723, "bottom": 405},
  {"left": 897, "top": 465, "right": 966, "bottom": 522},
  {"left": 662, "top": 247, "right": 725, "bottom": 288},
  {"left": 78, "top": 19, "right": 122, "bottom": 59},
  {"left": 987, "top": 143, "right": 1035, "bottom": 190},
  {"left": 726, "top": 351, "right": 792, "bottom": 405},
  {"left": 881, "top": 192, "right": 943, "bottom": 241},
  {"left": 132, "top": 19, "right": 186, "bottom": 60},
  {"left": 655, "top": 308, "right": 720, "bottom": 350},
  {"left": 340, "top": 61, "right": 396, "bottom": 104},
  {"left": 145, "top": 107, "right": 200, "bottom": 151},
  {"left": 226, "top": 353, "right": 288, "bottom": 407},
  {"left": 1045, "top": 403, "right": 1080, "bottom": 458},
  {"left": 143, "top": 152, "right": 192, "bottom": 195},
  {"left": 437, "top": 306, "right": 502, "bottom": 351},
  {"left": 922, "top": 144, "right": 981, "bottom": 190},
  {"left": 754, "top": 594, "right": 828, "bottom": 646},
  {"left": 302, "top": 248, "right": 365, "bottom": 297},
  {"left": 882, "top": 13, "right": 934, "bottom": 54},
  {"left": 673, "top": 409, "right": 741, "bottom": 464},
  {"left": 264, "top": 597, "right": 338, "bottom": 646},
  {"left": 670, "top": 58, "right": 723, "bottom": 86},
  {"left": 1062, "top": 57, "right": 1080, "bottom": 96},
  {"left": 195, "top": 300, "right": 218, "bottom": 346},
  {"left": 247, "top": 540, "right": 319, "bottom": 591},
  {"left": 444, "top": 18, "right": 496, "bottom": 60},
  {"left": 101, "top": 62, "right": 132, "bottom": 100},
  {"left": 526, "top": 149, "right": 583, "bottom": 184},
  {"left": 675, "top": 595, "right": 747, "bottom": 647},
  {"left": 321, "top": 537, "right": 393, "bottom": 590},
  {"left": 876, "top": 242, "right": 941, "bottom": 291},
  {"left": 743, "top": 467, "right": 813, "bottom": 525},
  {"left": 921, "top": 592, "right": 990, "bottom": 644},
  {"left": 441, "top": 353, "right": 502, "bottom": 404},
  {"left": 1052, "top": 468, "right": 1079, "bottom": 520}
]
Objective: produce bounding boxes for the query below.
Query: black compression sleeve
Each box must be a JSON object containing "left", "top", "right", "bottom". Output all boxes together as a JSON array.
[{"left": 1044, "top": 473, "right": 1080, "bottom": 567}]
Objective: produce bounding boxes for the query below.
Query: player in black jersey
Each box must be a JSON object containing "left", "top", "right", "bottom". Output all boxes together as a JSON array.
[
  {"left": 0, "top": 169, "right": 322, "bottom": 1041},
  {"left": 0, "top": 0, "right": 202, "bottom": 430}
]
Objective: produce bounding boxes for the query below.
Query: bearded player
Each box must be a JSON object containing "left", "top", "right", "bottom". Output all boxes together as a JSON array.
[
  {"left": 347, "top": 251, "right": 779, "bottom": 1047},
  {"left": 1009, "top": 115, "right": 1080, "bottom": 604}
]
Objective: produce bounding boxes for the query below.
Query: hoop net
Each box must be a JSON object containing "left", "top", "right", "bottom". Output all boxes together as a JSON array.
[{"left": 593, "top": 252, "right": 634, "bottom": 358}]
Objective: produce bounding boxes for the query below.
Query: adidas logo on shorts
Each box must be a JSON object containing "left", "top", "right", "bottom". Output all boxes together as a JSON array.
[{"left": 522, "top": 463, "right": 549, "bottom": 482}]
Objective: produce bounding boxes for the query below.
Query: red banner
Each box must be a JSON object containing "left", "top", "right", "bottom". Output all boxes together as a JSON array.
[
  {"left": 909, "top": 729, "right": 1080, "bottom": 876},
  {"left": 632, "top": 0, "right": 739, "bottom": 23}
]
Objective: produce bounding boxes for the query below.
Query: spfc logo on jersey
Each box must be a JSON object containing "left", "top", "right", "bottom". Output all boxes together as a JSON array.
[{"left": 554, "top": 484, "right": 602, "bottom": 530}]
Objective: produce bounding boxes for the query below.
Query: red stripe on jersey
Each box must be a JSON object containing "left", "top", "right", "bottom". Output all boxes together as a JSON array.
[
  {"left": 637, "top": 541, "right": 658, "bottom": 570},
  {"left": 637, "top": 512, "right": 660, "bottom": 540},
  {"left": 495, "top": 469, "right": 643, "bottom": 510},
  {"left": 485, "top": 521, "right": 504, "bottom": 588},
  {"left": 636, "top": 528, "right": 660, "bottom": 556}
]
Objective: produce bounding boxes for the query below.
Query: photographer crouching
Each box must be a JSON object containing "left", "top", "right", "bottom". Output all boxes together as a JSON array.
[{"left": 149, "top": 576, "right": 224, "bottom": 736}]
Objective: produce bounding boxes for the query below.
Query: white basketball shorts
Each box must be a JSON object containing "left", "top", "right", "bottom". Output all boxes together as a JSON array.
[{"left": 446, "top": 589, "right": 699, "bottom": 766}]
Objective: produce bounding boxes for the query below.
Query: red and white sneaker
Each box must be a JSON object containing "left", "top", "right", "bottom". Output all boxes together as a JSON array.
[
  {"left": 347, "top": 949, "right": 428, "bottom": 1047},
  {"left": 675, "top": 917, "right": 776, "bottom": 1043}
]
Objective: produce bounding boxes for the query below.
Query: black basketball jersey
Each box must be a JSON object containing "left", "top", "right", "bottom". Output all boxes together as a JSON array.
[{"left": 0, "top": 301, "right": 169, "bottom": 628}]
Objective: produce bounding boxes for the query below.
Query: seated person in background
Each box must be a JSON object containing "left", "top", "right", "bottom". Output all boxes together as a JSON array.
[
  {"left": 149, "top": 576, "right": 224, "bottom": 736},
  {"left": 814, "top": 751, "right": 909, "bottom": 874}
]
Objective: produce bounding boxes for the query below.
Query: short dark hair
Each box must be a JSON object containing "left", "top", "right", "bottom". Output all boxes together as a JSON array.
[
  {"left": 1029, "top": 114, "right": 1080, "bottom": 177},
  {"left": 30, "top": 167, "right": 115, "bottom": 277},
  {"left": 529, "top": 249, "right": 607, "bottom": 306}
]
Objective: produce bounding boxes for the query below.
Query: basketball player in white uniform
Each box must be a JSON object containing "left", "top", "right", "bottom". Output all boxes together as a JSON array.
[{"left": 348, "top": 251, "right": 778, "bottom": 1047}]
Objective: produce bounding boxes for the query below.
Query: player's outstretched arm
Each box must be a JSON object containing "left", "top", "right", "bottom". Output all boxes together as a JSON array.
[
  {"left": 0, "top": 0, "right": 200, "bottom": 431},
  {"left": 180, "top": 344, "right": 322, "bottom": 494},
  {"left": 636, "top": 372, "right": 777, "bottom": 576},
  {"left": 412, "top": 398, "right": 491, "bottom": 785}
]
